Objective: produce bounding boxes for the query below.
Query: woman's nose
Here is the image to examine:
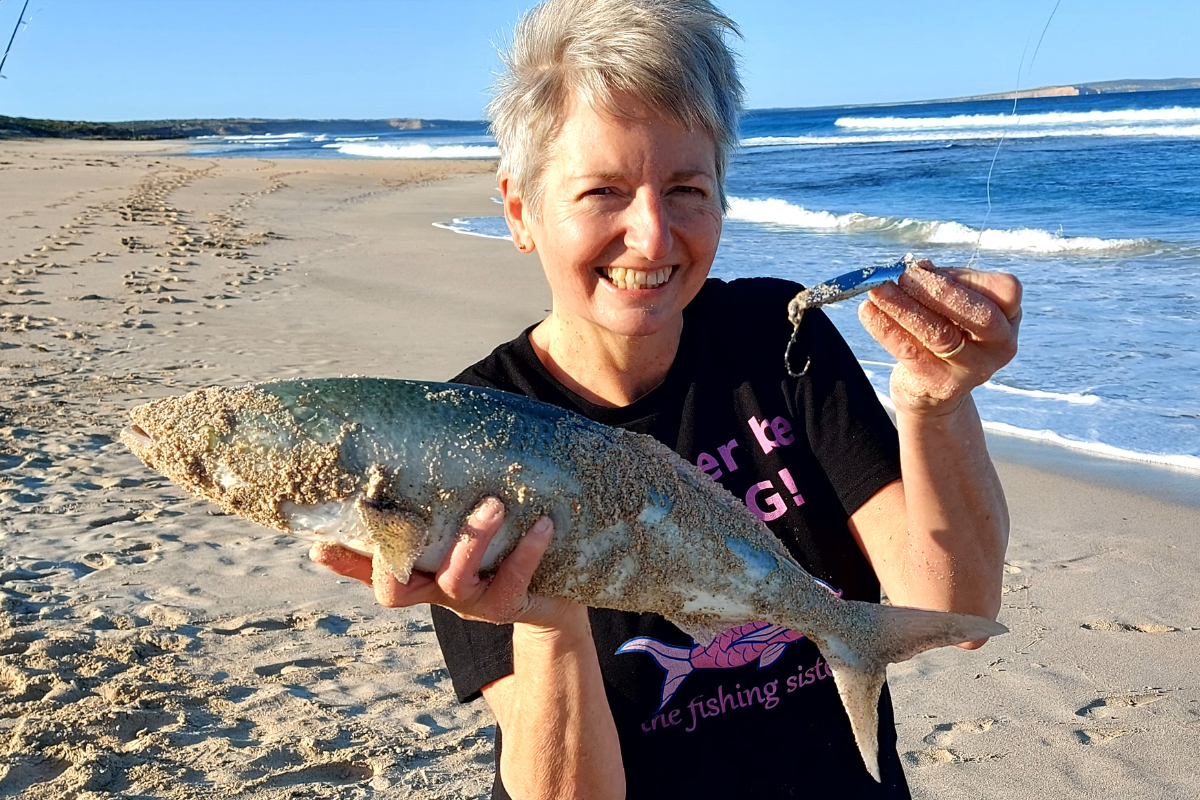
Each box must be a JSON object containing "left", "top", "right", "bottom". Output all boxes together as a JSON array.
[{"left": 623, "top": 190, "right": 672, "bottom": 262}]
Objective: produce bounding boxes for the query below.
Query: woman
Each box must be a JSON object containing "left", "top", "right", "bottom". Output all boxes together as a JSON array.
[{"left": 312, "top": 0, "right": 1021, "bottom": 797}]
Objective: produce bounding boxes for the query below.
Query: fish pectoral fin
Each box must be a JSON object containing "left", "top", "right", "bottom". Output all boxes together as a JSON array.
[{"left": 355, "top": 497, "right": 428, "bottom": 584}]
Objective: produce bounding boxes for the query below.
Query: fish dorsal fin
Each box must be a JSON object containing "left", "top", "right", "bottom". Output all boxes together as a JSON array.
[{"left": 355, "top": 496, "right": 427, "bottom": 584}]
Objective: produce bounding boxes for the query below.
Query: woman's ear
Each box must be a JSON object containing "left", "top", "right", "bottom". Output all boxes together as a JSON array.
[{"left": 500, "top": 176, "right": 534, "bottom": 253}]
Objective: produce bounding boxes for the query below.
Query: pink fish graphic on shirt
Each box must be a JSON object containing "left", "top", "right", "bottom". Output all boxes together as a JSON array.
[
  {"left": 618, "top": 621, "right": 805, "bottom": 711},
  {"left": 618, "top": 579, "right": 842, "bottom": 711}
]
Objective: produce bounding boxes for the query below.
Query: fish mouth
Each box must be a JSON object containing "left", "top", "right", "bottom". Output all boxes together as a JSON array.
[{"left": 597, "top": 265, "right": 674, "bottom": 291}]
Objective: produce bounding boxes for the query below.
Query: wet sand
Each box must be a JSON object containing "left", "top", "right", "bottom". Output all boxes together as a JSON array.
[{"left": 1, "top": 140, "right": 1197, "bottom": 799}]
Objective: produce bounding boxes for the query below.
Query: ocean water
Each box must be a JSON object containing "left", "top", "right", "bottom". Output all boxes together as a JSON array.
[{"left": 191, "top": 89, "right": 1200, "bottom": 471}]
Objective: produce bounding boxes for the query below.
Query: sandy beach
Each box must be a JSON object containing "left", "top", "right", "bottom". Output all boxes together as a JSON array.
[{"left": 2, "top": 140, "right": 1197, "bottom": 799}]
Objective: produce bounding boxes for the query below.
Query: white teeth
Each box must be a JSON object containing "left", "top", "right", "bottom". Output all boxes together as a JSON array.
[{"left": 603, "top": 266, "right": 673, "bottom": 290}]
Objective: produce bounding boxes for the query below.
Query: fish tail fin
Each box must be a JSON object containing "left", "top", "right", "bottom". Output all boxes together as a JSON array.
[{"left": 807, "top": 602, "right": 1007, "bottom": 782}]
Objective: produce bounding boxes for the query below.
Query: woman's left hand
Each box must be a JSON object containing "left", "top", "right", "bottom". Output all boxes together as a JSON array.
[{"left": 858, "top": 260, "right": 1022, "bottom": 416}]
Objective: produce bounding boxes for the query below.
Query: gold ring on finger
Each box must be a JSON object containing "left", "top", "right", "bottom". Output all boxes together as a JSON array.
[{"left": 935, "top": 338, "right": 966, "bottom": 360}]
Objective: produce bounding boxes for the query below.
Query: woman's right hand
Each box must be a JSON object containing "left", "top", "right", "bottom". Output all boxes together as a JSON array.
[{"left": 308, "top": 496, "right": 579, "bottom": 628}]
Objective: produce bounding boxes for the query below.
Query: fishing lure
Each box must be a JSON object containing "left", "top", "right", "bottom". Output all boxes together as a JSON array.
[{"left": 784, "top": 253, "right": 917, "bottom": 378}]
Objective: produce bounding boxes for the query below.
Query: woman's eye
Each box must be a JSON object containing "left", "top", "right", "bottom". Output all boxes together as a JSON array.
[{"left": 586, "top": 187, "right": 613, "bottom": 197}]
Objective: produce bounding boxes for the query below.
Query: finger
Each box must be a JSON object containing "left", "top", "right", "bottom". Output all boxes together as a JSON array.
[
  {"left": 309, "top": 541, "right": 374, "bottom": 586},
  {"left": 898, "top": 263, "right": 1012, "bottom": 342},
  {"left": 939, "top": 268, "right": 1024, "bottom": 323},
  {"left": 487, "top": 516, "right": 555, "bottom": 623},
  {"left": 858, "top": 300, "right": 961, "bottom": 401},
  {"left": 373, "top": 548, "right": 409, "bottom": 607},
  {"left": 867, "top": 281, "right": 969, "bottom": 360},
  {"left": 372, "top": 549, "right": 442, "bottom": 607},
  {"left": 438, "top": 497, "right": 506, "bottom": 597}
]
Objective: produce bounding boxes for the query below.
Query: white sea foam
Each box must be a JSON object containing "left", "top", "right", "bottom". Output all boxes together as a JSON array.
[
  {"left": 726, "top": 197, "right": 1151, "bottom": 254},
  {"left": 836, "top": 106, "right": 1200, "bottom": 130},
  {"left": 982, "top": 422, "right": 1200, "bottom": 471},
  {"left": 326, "top": 142, "right": 500, "bottom": 159},
  {"left": 432, "top": 219, "right": 510, "bottom": 240},
  {"left": 221, "top": 132, "right": 307, "bottom": 141},
  {"left": 742, "top": 124, "right": 1200, "bottom": 147},
  {"left": 983, "top": 381, "right": 1101, "bottom": 405},
  {"left": 867, "top": 387, "right": 1200, "bottom": 471},
  {"left": 863, "top": 362, "right": 1102, "bottom": 405}
]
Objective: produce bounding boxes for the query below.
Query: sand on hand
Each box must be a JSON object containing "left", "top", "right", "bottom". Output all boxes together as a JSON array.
[{"left": 1, "top": 140, "right": 1198, "bottom": 799}]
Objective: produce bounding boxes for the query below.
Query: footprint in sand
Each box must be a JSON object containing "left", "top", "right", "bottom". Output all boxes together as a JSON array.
[
  {"left": 922, "top": 717, "right": 995, "bottom": 748},
  {"left": 253, "top": 658, "right": 339, "bottom": 678},
  {"left": 1074, "top": 728, "right": 1136, "bottom": 746},
  {"left": 1076, "top": 691, "right": 1166, "bottom": 719},
  {"left": 1080, "top": 621, "right": 1178, "bottom": 634},
  {"left": 905, "top": 718, "right": 999, "bottom": 767},
  {"left": 211, "top": 616, "right": 298, "bottom": 636},
  {"left": 80, "top": 552, "right": 117, "bottom": 570},
  {"left": 85, "top": 609, "right": 146, "bottom": 631},
  {"left": 243, "top": 761, "right": 375, "bottom": 792},
  {"left": 0, "top": 755, "right": 73, "bottom": 796},
  {"left": 118, "top": 541, "right": 160, "bottom": 564}
]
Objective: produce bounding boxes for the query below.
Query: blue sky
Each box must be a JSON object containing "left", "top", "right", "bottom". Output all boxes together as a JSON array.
[{"left": 0, "top": 0, "right": 1196, "bottom": 121}]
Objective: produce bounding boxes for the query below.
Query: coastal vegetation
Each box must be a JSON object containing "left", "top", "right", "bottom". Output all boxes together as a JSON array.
[{"left": 0, "top": 116, "right": 437, "bottom": 140}]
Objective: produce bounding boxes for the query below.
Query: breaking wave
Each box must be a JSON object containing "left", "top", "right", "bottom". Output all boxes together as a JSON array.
[
  {"left": 325, "top": 142, "right": 500, "bottom": 159},
  {"left": 982, "top": 422, "right": 1200, "bottom": 471},
  {"left": 866, "top": 362, "right": 1103, "bottom": 406},
  {"left": 742, "top": 124, "right": 1200, "bottom": 147},
  {"left": 869, "top": 386, "right": 1200, "bottom": 471},
  {"left": 983, "top": 382, "right": 1101, "bottom": 405},
  {"left": 218, "top": 132, "right": 308, "bottom": 140},
  {"left": 432, "top": 217, "right": 510, "bottom": 240},
  {"left": 836, "top": 106, "right": 1200, "bottom": 130},
  {"left": 726, "top": 196, "right": 1153, "bottom": 254}
]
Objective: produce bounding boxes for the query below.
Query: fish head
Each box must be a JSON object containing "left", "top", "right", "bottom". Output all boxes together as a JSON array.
[{"left": 121, "top": 385, "right": 361, "bottom": 532}]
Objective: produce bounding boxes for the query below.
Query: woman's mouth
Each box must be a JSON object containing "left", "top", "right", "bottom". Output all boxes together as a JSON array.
[{"left": 598, "top": 266, "right": 674, "bottom": 290}]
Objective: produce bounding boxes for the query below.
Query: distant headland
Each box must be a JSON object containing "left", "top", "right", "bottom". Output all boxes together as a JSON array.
[
  {"left": 2, "top": 79, "right": 1198, "bottom": 140},
  {"left": 0, "top": 116, "right": 460, "bottom": 141},
  {"left": 936, "top": 77, "right": 1200, "bottom": 104}
]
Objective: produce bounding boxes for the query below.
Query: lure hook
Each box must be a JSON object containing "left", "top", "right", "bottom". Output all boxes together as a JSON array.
[{"left": 785, "top": 253, "right": 917, "bottom": 378}]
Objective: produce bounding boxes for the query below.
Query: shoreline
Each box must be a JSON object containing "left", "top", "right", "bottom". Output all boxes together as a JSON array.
[
  {"left": 2, "top": 141, "right": 1197, "bottom": 799},
  {"left": 987, "top": 431, "right": 1200, "bottom": 510}
]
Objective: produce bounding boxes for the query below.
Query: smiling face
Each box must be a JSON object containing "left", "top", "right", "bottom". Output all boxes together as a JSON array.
[{"left": 505, "top": 94, "right": 724, "bottom": 342}]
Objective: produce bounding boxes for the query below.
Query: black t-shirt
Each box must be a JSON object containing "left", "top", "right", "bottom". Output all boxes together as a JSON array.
[{"left": 432, "top": 277, "right": 910, "bottom": 798}]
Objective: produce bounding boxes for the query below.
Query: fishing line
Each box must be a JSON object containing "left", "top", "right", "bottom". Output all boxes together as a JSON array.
[
  {"left": 967, "top": 0, "right": 1063, "bottom": 269},
  {"left": 785, "top": 3, "right": 1065, "bottom": 377}
]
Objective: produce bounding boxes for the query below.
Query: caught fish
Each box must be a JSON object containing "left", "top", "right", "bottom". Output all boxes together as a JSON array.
[
  {"left": 785, "top": 253, "right": 916, "bottom": 377},
  {"left": 120, "top": 377, "right": 1004, "bottom": 781}
]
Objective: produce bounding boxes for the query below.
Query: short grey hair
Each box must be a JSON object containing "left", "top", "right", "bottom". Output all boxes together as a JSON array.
[{"left": 488, "top": 0, "right": 744, "bottom": 213}]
